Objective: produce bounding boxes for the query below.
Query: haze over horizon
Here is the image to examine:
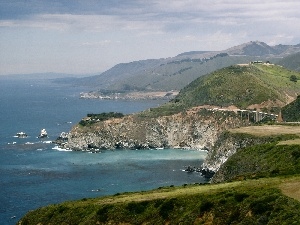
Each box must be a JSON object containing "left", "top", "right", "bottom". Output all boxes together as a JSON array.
[{"left": 1, "top": 0, "right": 300, "bottom": 76}]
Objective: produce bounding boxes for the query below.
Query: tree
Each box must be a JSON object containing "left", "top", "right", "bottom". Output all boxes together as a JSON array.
[{"left": 290, "top": 75, "right": 298, "bottom": 82}]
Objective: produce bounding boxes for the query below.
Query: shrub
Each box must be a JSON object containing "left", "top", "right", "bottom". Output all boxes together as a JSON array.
[
  {"left": 290, "top": 75, "right": 298, "bottom": 82},
  {"left": 97, "top": 205, "right": 112, "bottom": 222},
  {"left": 159, "top": 198, "right": 177, "bottom": 219},
  {"left": 199, "top": 199, "right": 214, "bottom": 213}
]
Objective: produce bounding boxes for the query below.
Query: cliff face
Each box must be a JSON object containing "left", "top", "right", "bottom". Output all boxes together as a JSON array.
[
  {"left": 63, "top": 109, "right": 249, "bottom": 152},
  {"left": 201, "top": 132, "right": 272, "bottom": 178}
]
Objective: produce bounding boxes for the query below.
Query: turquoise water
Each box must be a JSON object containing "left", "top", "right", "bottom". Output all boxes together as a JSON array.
[{"left": 0, "top": 78, "right": 207, "bottom": 224}]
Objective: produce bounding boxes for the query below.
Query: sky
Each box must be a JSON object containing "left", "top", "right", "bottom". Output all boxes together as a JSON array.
[{"left": 0, "top": 0, "right": 300, "bottom": 76}]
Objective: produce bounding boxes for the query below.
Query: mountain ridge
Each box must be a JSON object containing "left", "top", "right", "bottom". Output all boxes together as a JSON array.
[{"left": 58, "top": 41, "right": 300, "bottom": 92}]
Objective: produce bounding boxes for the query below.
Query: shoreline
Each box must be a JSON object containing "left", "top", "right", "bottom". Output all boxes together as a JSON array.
[{"left": 80, "top": 90, "right": 179, "bottom": 100}]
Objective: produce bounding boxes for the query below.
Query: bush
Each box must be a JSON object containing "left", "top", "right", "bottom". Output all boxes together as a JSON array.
[
  {"left": 79, "top": 112, "right": 124, "bottom": 126},
  {"left": 97, "top": 205, "right": 112, "bottom": 222},
  {"left": 290, "top": 75, "right": 298, "bottom": 82},
  {"left": 159, "top": 198, "right": 177, "bottom": 219},
  {"left": 199, "top": 199, "right": 214, "bottom": 213}
]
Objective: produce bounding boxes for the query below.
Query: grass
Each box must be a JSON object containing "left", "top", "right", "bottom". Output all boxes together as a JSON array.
[
  {"left": 282, "top": 95, "right": 300, "bottom": 122},
  {"left": 18, "top": 176, "right": 300, "bottom": 225},
  {"left": 213, "top": 142, "right": 300, "bottom": 182},
  {"left": 210, "top": 124, "right": 300, "bottom": 184}
]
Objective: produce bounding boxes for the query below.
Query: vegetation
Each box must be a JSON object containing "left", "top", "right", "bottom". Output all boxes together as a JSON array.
[
  {"left": 214, "top": 142, "right": 300, "bottom": 182},
  {"left": 79, "top": 112, "right": 124, "bottom": 126},
  {"left": 282, "top": 95, "right": 300, "bottom": 122},
  {"left": 290, "top": 75, "right": 298, "bottom": 82},
  {"left": 18, "top": 176, "right": 300, "bottom": 224},
  {"left": 174, "top": 64, "right": 300, "bottom": 109},
  {"left": 138, "top": 64, "right": 300, "bottom": 118}
]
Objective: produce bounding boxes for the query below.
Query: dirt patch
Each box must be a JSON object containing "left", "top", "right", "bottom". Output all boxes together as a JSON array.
[
  {"left": 277, "top": 139, "right": 300, "bottom": 145},
  {"left": 247, "top": 99, "right": 286, "bottom": 111},
  {"left": 280, "top": 180, "right": 300, "bottom": 201},
  {"left": 229, "top": 125, "right": 300, "bottom": 137}
]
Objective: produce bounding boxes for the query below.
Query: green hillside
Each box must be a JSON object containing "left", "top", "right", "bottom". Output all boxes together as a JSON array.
[
  {"left": 18, "top": 176, "right": 300, "bottom": 224},
  {"left": 139, "top": 64, "right": 300, "bottom": 118},
  {"left": 174, "top": 64, "right": 300, "bottom": 109},
  {"left": 213, "top": 141, "right": 300, "bottom": 183},
  {"left": 282, "top": 95, "right": 300, "bottom": 122}
]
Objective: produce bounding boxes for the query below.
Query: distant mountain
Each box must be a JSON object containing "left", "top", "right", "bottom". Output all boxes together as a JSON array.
[
  {"left": 57, "top": 41, "right": 300, "bottom": 92},
  {"left": 277, "top": 52, "right": 300, "bottom": 71},
  {"left": 225, "top": 41, "right": 300, "bottom": 56},
  {"left": 176, "top": 51, "right": 212, "bottom": 57},
  {"left": 68, "top": 59, "right": 162, "bottom": 89}
]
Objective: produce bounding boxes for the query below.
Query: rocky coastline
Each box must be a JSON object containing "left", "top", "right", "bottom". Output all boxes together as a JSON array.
[{"left": 55, "top": 108, "right": 252, "bottom": 179}]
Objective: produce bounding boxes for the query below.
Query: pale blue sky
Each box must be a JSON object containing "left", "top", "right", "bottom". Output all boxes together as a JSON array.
[{"left": 1, "top": 0, "right": 300, "bottom": 75}]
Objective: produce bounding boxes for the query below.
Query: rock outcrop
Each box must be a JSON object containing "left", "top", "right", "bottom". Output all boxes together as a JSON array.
[
  {"left": 201, "top": 132, "right": 274, "bottom": 179},
  {"left": 62, "top": 109, "right": 249, "bottom": 152}
]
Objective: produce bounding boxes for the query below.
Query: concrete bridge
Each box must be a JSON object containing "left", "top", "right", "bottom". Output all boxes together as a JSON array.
[{"left": 236, "top": 109, "right": 278, "bottom": 122}]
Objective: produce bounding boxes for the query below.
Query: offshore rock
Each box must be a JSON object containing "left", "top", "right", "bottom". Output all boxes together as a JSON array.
[{"left": 63, "top": 108, "right": 249, "bottom": 152}]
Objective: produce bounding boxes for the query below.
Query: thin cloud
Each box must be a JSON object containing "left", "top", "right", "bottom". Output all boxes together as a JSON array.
[
  {"left": 81, "top": 40, "right": 120, "bottom": 47},
  {"left": 1, "top": 0, "right": 300, "bottom": 75},
  {"left": 1, "top": 1, "right": 300, "bottom": 35}
]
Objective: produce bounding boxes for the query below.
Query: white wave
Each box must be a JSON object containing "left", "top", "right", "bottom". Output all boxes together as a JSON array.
[
  {"left": 42, "top": 141, "right": 52, "bottom": 144},
  {"left": 52, "top": 145, "right": 72, "bottom": 151},
  {"left": 25, "top": 142, "right": 34, "bottom": 145}
]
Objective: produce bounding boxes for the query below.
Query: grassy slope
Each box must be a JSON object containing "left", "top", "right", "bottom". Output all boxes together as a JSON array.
[
  {"left": 18, "top": 177, "right": 300, "bottom": 224},
  {"left": 138, "top": 64, "right": 300, "bottom": 118},
  {"left": 282, "top": 95, "right": 300, "bottom": 122},
  {"left": 213, "top": 142, "right": 300, "bottom": 182},
  {"left": 211, "top": 125, "right": 300, "bottom": 183},
  {"left": 174, "top": 64, "right": 300, "bottom": 109}
]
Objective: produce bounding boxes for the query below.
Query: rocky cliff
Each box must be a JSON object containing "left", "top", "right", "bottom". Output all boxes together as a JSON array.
[
  {"left": 201, "top": 132, "right": 279, "bottom": 179},
  {"left": 62, "top": 109, "right": 249, "bottom": 153}
]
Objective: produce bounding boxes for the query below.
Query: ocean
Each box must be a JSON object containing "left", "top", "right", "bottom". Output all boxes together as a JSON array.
[{"left": 0, "top": 77, "right": 208, "bottom": 224}]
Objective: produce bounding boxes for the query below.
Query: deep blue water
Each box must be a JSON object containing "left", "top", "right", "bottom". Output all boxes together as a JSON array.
[{"left": 0, "top": 78, "right": 207, "bottom": 224}]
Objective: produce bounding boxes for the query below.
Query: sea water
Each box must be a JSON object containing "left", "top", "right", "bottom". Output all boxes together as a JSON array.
[{"left": 0, "top": 77, "right": 208, "bottom": 224}]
